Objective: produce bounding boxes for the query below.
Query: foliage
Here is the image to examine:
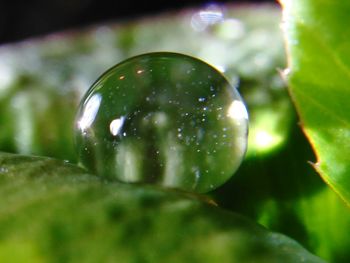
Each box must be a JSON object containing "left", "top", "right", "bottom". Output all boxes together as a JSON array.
[
  {"left": 0, "top": 3, "right": 349, "bottom": 262},
  {"left": 0, "top": 152, "right": 324, "bottom": 262}
]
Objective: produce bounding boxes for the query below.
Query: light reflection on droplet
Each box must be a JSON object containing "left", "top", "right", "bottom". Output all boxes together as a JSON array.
[
  {"left": 109, "top": 116, "right": 126, "bottom": 136},
  {"left": 227, "top": 100, "right": 249, "bottom": 123},
  {"left": 137, "top": 69, "right": 144, "bottom": 74},
  {"left": 77, "top": 93, "right": 102, "bottom": 131},
  {"left": 213, "top": 64, "right": 226, "bottom": 73}
]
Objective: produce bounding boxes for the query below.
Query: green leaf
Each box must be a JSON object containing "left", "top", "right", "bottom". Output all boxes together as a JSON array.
[
  {"left": 1, "top": 3, "right": 348, "bottom": 261},
  {"left": 214, "top": 126, "right": 350, "bottom": 262},
  {"left": 0, "top": 152, "right": 325, "bottom": 262},
  {"left": 281, "top": 0, "right": 350, "bottom": 205}
]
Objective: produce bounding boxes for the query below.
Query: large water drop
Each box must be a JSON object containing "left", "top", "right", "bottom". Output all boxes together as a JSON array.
[{"left": 75, "top": 52, "right": 248, "bottom": 193}]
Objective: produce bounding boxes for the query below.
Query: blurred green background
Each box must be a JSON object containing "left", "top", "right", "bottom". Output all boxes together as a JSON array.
[{"left": 0, "top": 3, "right": 349, "bottom": 262}]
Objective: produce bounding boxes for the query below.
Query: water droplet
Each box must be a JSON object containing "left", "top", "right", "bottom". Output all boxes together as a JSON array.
[{"left": 75, "top": 52, "right": 248, "bottom": 193}]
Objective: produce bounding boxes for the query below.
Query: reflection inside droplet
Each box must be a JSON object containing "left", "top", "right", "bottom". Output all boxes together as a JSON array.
[{"left": 110, "top": 116, "right": 126, "bottom": 136}]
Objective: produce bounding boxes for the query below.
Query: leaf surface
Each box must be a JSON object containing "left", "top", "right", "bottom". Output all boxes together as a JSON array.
[
  {"left": 0, "top": 152, "right": 325, "bottom": 263},
  {"left": 282, "top": 0, "right": 350, "bottom": 205}
]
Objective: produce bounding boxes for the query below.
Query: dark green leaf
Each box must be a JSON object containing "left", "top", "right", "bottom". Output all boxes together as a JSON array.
[{"left": 0, "top": 152, "right": 324, "bottom": 262}]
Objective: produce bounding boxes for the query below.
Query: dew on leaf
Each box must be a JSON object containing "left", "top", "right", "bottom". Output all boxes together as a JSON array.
[{"left": 75, "top": 52, "right": 248, "bottom": 193}]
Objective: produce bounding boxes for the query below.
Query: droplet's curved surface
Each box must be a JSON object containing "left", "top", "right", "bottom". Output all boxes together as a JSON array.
[{"left": 75, "top": 52, "right": 248, "bottom": 193}]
